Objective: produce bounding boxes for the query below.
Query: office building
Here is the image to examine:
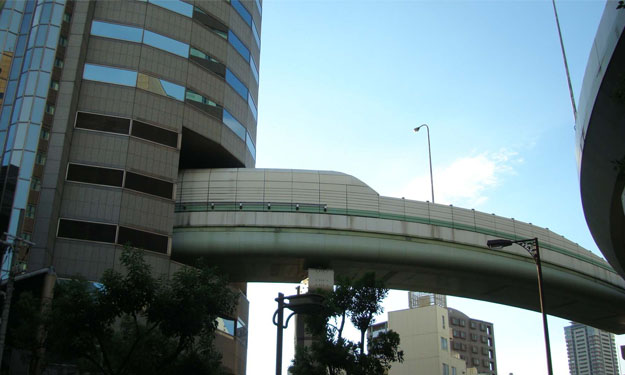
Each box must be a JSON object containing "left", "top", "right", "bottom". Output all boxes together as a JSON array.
[
  {"left": 564, "top": 322, "right": 619, "bottom": 375},
  {"left": 0, "top": 0, "right": 261, "bottom": 373}
]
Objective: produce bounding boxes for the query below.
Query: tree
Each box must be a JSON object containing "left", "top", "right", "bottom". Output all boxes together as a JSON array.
[
  {"left": 10, "top": 247, "right": 237, "bottom": 375},
  {"left": 289, "top": 273, "right": 404, "bottom": 375}
]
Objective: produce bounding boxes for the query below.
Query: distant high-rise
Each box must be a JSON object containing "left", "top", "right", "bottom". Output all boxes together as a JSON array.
[{"left": 564, "top": 323, "right": 619, "bottom": 375}]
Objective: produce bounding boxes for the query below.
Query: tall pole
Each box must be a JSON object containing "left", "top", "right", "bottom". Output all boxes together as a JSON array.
[
  {"left": 414, "top": 124, "right": 435, "bottom": 203},
  {"left": 275, "top": 293, "right": 284, "bottom": 375},
  {"left": 552, "top": 0, "right": 577, "bottom": 121},
  {"left": 533, "top": 240, "right": 554, "bottom": 375}
]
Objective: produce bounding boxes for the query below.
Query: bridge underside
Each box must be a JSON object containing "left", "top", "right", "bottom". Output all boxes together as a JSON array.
[{"left": 173, "top": 226, "right": 625, "bottom": 334}]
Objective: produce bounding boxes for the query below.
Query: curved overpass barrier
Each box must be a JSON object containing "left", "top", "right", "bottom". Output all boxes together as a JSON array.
[{"left": 173, "top": 168, "right": 625, "bottom": 333}]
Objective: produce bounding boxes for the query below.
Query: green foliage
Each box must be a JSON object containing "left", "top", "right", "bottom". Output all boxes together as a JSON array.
[
  {"left": 289, "top": 273, "right": 403, "bottom": 375},
  {"left": 11, "top": 247, "right": 237, "bottom": 375}
]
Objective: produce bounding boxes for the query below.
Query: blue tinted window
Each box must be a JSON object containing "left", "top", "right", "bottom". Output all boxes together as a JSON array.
[
  {"left": 246, "top": 134, "right": 255, "bottom": 159},
  {"left": 255, "top": 0, "right": 262, "bottom": 15},
  {"left": 83, "top": 64, "right": 138, "bottom": 87},
  {"left": 225, "top": 69, "right": 247, "bottom": 99},
  {"left": 160, "top": 79, "right": 185, "bottom": 101},
  {"left": 247, "top": 93, "right": 257, "bottom": 121},
  {"left": 252, "top": 19, "right": 260, "bottom": 48},
  {"left": 231, "top": 0, "right": 252, "bottom": 27},
  {"left": 149, "top": 0, "right": 193, "bottom": 17},
  {"left": 228, "top": 30, "right": 249, "bottom": 61},
  {"left": 222, "top": 109, "right": 246, "bottom": 141},
  {"left": 217, "top": 317, "right": 235, "bottom": 336},
  {"left": 91, "top": 21, "right": 143, "bottom": 43},
  {"left": 143, "top": 30, "right": 189, "bottom": 58},
  {"left": 250, "top": 55, "right": 259, "bottom": 84}
]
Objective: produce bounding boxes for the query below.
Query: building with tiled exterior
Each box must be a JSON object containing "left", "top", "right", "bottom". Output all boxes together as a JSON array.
[{"left": 0, "top": 0, "right": 260, "bottom": 373}]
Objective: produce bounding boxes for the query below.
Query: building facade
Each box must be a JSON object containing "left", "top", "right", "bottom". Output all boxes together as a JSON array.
[
  {"left": 0, "top": 0, "right": 261, "bottom": 373},
  {"left": 371, "top": 305, "right": 469, "bottom": 375},
  {"left": 564, "top": 322, "right": 619, "bottom": 375},
  {"left": 447, "top": 308, "right": 496, "bottom": 375}
]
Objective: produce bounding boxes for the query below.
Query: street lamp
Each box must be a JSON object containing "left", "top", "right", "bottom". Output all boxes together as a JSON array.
[
  {"left": 486, "top": 237, "right": 553, "bottom": 375},
  {"left": 413, "top": 124, "right": 435, "bottom": 203},
  {"left": 273, "top": 292, "right": 325, "bottom": 375}
]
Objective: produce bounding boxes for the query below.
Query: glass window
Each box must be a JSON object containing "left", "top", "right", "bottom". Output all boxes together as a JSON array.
[
  {"left": 30, "top": 177, "right": 41, "bottom": 191},
  {"left": 136, "top": 73, "right": 185, "bottom": 101},
  {"left": 66, "top": 163, "right": 124, "bottom": 187},
  {"left": 62, "top": 12, "right": 71, "bottom": 23},
  {"left": 247, "top": 92, "right": 257, "bottom": 121},
  {"left": 57, "top": 218, "right": 117, "bottom": 243},
  {"left": 58, "top": 36, "right": 68, "bottom": 47},
  {"left": 53, "top": 57, "right": 63, "bottom": 68},
  {"left": 40, "top": 128, "right": 49, "bottom": 140},
  {"left": 245, "top": 134, "right": 255, "bottom": 160},
  {"left": 486, "top": 326, "right": 492, "bottom": 335},
  {"left": 83, "top": 64, "right": 138, "bottom": 87},
  {"left": 117, "top": 226, "right": 168, "bottom": 253},
  {"left": 452, "top": 367, "right": 456, "bottom": 375},
  {"left": 31, "top": 48, "right": 43, "bottom": 70},
  {"left": 143, "top": 30, "right": 188, "bottom": 58},
  {"left": 91, "top": 20, "right": 143, "bottom": 43},
  {"left": 255, "top": 0, "right": 262, "bottom": 14},
  {"left": 40, "top": 3, "right": 53, "bottom": 23},
  {"left": 50, "top": 80, "right": 59, "bottom": 91},
  {"left": 216, "top": 317, "right": 236, "bottom": 335},
  {"left": 149, "top": 0, "right": 193, "bottom": 18},
  {"left": 236, "top": 317, "right": 247, "bottom": 345},
  {"left": 192, "top": 6, "right": 227, "bottom": 39},
  {"left": 44, "top": 103, "right": 54, "bottom": 115},
  {"left": 231, "top": 0, "right": 252, "bottom": 27},
  {"left": 51, "top": 4, "right": 64, "bottom": 25},
  {"left": 25, "top": 204, "right": 36, "bottom": 218},
  {"left": 45, "top": 25, "right": 59, "bottom": 48},
  {"left": 185, "top": 89, "right": 222, "bottom": 119},
  {"left": 228, "top": 30, "right": 249, "bottom": 61},
  {"left": 252, "top": 19, "right": 260, "bottom": 48},
  {"left": 442, "top": 363, "right": 449, "bottom": 375},
  {"left": 41, "top": 49, "right": 55, "bottom": 73},
  {"left": 124, "top": 171, "right": 173, "bottom": 199},
  {"left": 36, "top": 71, "right": 50, "bottom": 97},
  {"left": 441, "top": 337, "right": 448, "bottom": 351},
  {"left": 131, "top": 120, "right": 178, "bottom": 148},
  {"left": 189, "top": 47, "right": 226, "bottom": 78},
  {"left": 159, "top": 79, "right": 185, "bottom": 101},
  {"left": 225, "top": 69, "right": 247, "bottom": 99},
  {"left": 75, "top": 111, "right": 130, "bottom": 134},
  {"left": 222, "top": 109, "right": 246, "bottom": 141}
]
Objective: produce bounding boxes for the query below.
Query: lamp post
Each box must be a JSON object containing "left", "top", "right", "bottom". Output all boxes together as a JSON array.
[
  {"left": 273, "top": 292, "right": 325, "bottom": 375},
  {"left": 413, "top": 124, "right": 435, "bottom": 203},
  {"left": 486, "top": 237, "right": 553, "bottom": 375}
]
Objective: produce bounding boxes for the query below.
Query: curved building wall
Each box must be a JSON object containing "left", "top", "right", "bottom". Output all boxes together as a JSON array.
[
  {"left": 0, "top": 0, "right": 263, "bottom": 280},
  {"left": 576, "top": 2, "right": 625, "bottom": 278}
]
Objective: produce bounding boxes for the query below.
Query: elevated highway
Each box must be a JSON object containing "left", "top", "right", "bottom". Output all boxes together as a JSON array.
[{"left": 172, "top": 168, "right": 625, "bottom": 333}]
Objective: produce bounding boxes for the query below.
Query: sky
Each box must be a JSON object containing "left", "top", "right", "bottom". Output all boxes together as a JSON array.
[{"left": 244, "top": 1, "right": 622, "bottom": 374}]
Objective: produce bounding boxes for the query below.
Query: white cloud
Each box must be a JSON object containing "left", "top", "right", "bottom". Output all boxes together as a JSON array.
[{"left": 386, "top": 149, "right": 520, "bottom": 208}]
